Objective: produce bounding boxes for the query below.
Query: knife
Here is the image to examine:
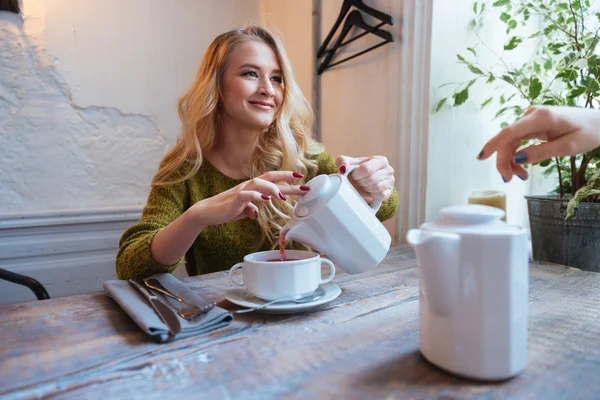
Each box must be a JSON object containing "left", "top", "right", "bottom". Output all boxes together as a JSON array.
[{"left": 129, "top": 279, "right": 182, "bottom": 336}]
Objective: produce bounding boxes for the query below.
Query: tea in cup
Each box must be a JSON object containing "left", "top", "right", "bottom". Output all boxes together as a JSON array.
[{"left": 228, "top": 250, "right": 336, "bottom": 301}]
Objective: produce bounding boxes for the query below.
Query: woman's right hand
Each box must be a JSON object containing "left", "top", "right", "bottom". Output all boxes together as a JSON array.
[
  {"left": 478, "top": 106, "right": 600, "bottom": 181},
  {"left": 190, "top": 171, "right": 310, "bottom": 227}
]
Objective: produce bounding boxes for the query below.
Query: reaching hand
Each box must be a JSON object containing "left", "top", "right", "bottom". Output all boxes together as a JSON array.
[{"left": 478, "top": 106, "right": 600, "bottom": 182}]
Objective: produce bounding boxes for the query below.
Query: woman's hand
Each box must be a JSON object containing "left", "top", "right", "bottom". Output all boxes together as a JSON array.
[
  {"left": 150, "top": 171, "right": 308, "bottom": 266},
  {"left": 190, "top": 171, "right": 309, "bottom": 227},
  {"left": 336, "top": 155, "right": 395, "bottom": 202},
  {"left": 478, "top": 106, "right": 600, "bottom": 182}
]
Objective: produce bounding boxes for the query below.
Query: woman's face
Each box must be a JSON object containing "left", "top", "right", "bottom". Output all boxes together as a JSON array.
[{"left": 220, "top": 40, "right": 284, "bottom": 130}]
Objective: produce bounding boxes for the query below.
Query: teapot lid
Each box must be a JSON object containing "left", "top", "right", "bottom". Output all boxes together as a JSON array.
[
  {"left": 293, "top": 174, "right": 342, "bottom": 218},
  {"left": 422, "top": 204, "right": 523, "bottom": 235}
]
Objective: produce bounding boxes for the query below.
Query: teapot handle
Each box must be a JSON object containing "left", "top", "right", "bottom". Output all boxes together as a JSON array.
[{"left": 342, "top": 165, "right": 383, "bottom": 214}]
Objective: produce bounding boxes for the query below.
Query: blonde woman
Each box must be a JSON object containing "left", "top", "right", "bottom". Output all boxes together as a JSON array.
[{"left": 116, "top": 26, "right": 399, "bottom": 280}]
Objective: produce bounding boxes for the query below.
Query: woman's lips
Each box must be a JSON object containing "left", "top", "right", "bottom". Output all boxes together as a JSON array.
[{"left": 248, "top": 101, "right": 274, "bottom": 110}]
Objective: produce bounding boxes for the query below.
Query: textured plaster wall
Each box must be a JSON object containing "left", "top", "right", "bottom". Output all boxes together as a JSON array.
[
  {"left": 0, "top": 9, "right": 165, "bottom": 211},
  {"left": 0, "top": 0, "right": 261, "bottom": 213}
]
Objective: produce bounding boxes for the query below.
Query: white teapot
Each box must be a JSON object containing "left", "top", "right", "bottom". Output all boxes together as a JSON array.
[
  {"left": 406, "top": 204, "right": 529, "bottom": 380},
  {"left": 283, "top": 165, "right": 391, "bottom": 274}
]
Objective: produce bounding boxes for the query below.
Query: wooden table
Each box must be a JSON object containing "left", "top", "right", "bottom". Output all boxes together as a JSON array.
[{"left": 1, "top": 245, "right": 599, "bottom": 400}]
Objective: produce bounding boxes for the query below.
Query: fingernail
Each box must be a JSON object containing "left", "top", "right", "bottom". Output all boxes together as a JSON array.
[
  {"left": 518, "top": 175, "right": 527, "bottom": 181},
  {"left": 279, "top": 192, "right": 286, "bottom": 200},
  {"left": 261, "top": 195, "right": 271, "bottom": 200},
  {"left": 477, "top": 150, "right": 484, "bottom": 159},
  {"left": 501, "top": 175, "right": 508, "bottom": 183},
  {"left": 340, "top": 164, "right": 347, "bottom": 174},
  {"left": 292, "top": 172, "right": 304, "bottom": 178},
  {"left": 514, "top": 152, "right": 528, "bottom": 164},
  {"left": 254, "top": 209, "right": 259, "bottom": 218},
  {"left": 300, "top": 186, "right": 310, "bottom": 191}
]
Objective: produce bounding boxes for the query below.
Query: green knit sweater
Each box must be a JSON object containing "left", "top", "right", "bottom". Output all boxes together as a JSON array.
[{"left": 116, "top": 151, "right": 399, "bottom": 280}]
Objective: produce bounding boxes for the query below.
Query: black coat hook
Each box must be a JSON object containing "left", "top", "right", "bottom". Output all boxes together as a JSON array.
[
  {"left": 318, "top": 10, "right": 393, "bottom": 75},
  {"left": 317, "top": 0, "right": 393, "bottom": 58},
  {"left": 0, "top": 0, "right": 20, "bottom": 13}
]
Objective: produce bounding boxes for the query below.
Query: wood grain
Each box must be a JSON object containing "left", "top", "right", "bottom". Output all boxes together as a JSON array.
[{"left": 1, "top": 246, "right": 598, "bottom": 400}]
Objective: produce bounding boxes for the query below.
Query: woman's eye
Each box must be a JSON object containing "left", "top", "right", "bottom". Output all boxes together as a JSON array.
[
  {"left": 271, "top": 76, "right": 283, "bottom": 84},
  {"left": 243, "top": 71, "right": 258, "bottom": 78}
]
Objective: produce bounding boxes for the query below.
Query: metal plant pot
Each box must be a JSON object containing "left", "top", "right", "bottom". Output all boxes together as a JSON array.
[{"left": 526, "top": 195, "right": 600, "bottom": 272}]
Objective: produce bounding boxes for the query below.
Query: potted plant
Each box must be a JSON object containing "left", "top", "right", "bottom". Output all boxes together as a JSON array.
[{"left": 435, "top": 0, "right": 600, "bottom": 271}]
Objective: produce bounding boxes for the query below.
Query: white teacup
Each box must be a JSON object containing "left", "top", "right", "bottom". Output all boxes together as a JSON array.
[{"left": 228, "top": 250, "right": 336, "bottom": 301}]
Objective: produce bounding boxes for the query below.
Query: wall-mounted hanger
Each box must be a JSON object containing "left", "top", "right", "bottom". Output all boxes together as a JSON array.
[
  {"left": 317, "top": 10, "right": 394, "bottom": 75},
  {"left": 319, "top": 19, "right": 387, "bottom": 57},
  {"left": 0, "top": 0, "right": 20, "bottom": 13},
  {"left": 317, "top": 0, "right": 393, "bottom": 59}
]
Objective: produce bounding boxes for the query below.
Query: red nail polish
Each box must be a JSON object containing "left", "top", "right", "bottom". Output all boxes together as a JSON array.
[
  {"left": 300, "top": 186, "right": 310, "bottom": 191},
  {"left": 261, "top": 195, "right": 270, "bottom": 200},
  {"left": 340, "top": 164, "right": 347, "bottom": 174},
  {"left": 279, "top": 192, "right": 286, "bottom": 200},
  {"left": 292, "top": 172, "right": 304, "bottom": 178},
  {"left": 254, "top": 210, "right": 258, "bottom": 218}
]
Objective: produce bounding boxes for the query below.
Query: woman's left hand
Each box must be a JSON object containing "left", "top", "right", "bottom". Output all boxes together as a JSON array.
[{"left": 336, "top": 155, "right": 395, "bottom": 202}]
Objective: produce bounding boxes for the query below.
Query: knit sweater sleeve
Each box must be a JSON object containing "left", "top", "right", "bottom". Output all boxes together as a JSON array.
[
  {"left": 116, "top": 179, "right": 188, "bottom": 280},
  {"left": 313, "top": 151, "right": 399, "bottom": 222}
]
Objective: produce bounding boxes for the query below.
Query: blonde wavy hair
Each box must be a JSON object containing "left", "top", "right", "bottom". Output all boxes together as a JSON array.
[{"left": 153, "top": 25, "right": 323, "bottom": 246}]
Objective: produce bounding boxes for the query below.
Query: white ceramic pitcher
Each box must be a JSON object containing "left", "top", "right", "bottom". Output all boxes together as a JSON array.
[
  {"left": 282, "top": 165, "right": 391, "bottom": 274},
  {"left": 406, "top": 204, "right": 529, "bottom": 381}
]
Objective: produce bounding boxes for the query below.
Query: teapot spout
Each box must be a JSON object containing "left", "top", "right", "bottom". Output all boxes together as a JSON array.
[
  {"left": 283, "top": 219, "right": 330, "bottom": 255},
  {"left": 406, "top": 229, "right": 461, "bottom": 316}
]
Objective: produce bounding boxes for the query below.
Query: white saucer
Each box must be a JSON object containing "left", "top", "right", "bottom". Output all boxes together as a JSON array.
[{"left": 225, "top": 283, "right": 342, "bottom": 314}]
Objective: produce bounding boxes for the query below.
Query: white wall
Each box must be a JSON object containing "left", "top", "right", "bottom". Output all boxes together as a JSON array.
[{"left": 427, "top": 0, "right": 555, "bottom": 227}]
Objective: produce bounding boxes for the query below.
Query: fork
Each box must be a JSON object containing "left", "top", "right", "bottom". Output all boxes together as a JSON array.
[{"left": 143, "top": 278, "right": 215, "bottom": 319}]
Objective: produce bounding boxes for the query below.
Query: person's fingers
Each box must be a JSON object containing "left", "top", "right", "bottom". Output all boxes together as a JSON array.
[
  {"left": 353, "top": 166, "right": 393, "bottom": 187},
  {"left": 237, "top": 190, "right": 273, "bottom": 203},
  {"left": 232, "top": 204, "right": 259, "bottom": 221},
  {"left": 232, "top": 203, "right": 258, "bottom": 221},
  {"left": 362, "top": 178, "right": 395, "bottom": 199},
  {"left": 513, "top": 133, "right": 578, "bottom": 165},
  {"left": 279, "top": 185, "right": 311, "bottom": 196},
  {"left": 258, "top": 171, "right": 305, "bottom": 183},
  {"left": 243, "top": 178, "right": 288, "bottom": 200},
  {"left": 478, "top": 107, "right": 556, "bottom": 160},
  {"left": 335, "top": 155, "right": 371, "bottom": 174},
  {"left": 380, "top": 188, "right": 393, "bottom": 200},
  {"left": 523, "top": 106, "right": 537, "bottom": 116},
  {"left": 348, "top": 157, "right": 391, "bottom": 181},
  {"left": 244, "top": 203, "right": 259, "bottom": 220},
  {"left": 511, "top": 161, "right": 528, "bottom": 181},
  {"left": 496, "top": 148, "right": 514, "bottom": 182}
]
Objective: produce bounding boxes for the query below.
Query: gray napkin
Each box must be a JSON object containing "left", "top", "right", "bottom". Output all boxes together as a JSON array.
[{"left": 104, "top": 273, "right": 233, "bottom": 343}]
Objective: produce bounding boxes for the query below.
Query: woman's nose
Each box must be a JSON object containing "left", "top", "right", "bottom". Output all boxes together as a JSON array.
[{"left": 258, "top": 78, "right": 275, "bottom": 97}]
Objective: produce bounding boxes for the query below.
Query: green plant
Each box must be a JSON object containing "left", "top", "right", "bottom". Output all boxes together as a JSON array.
[{"left": 436, "top": 0, "right": 600, "bottom": 217}]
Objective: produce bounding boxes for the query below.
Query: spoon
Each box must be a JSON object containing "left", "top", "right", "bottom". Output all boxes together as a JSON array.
[
  {"left": 232, "top": 287, "right": 326, "bottom": 314},
  {"left": 144, "top": 278, "right": 215, "bottom": 319}
]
